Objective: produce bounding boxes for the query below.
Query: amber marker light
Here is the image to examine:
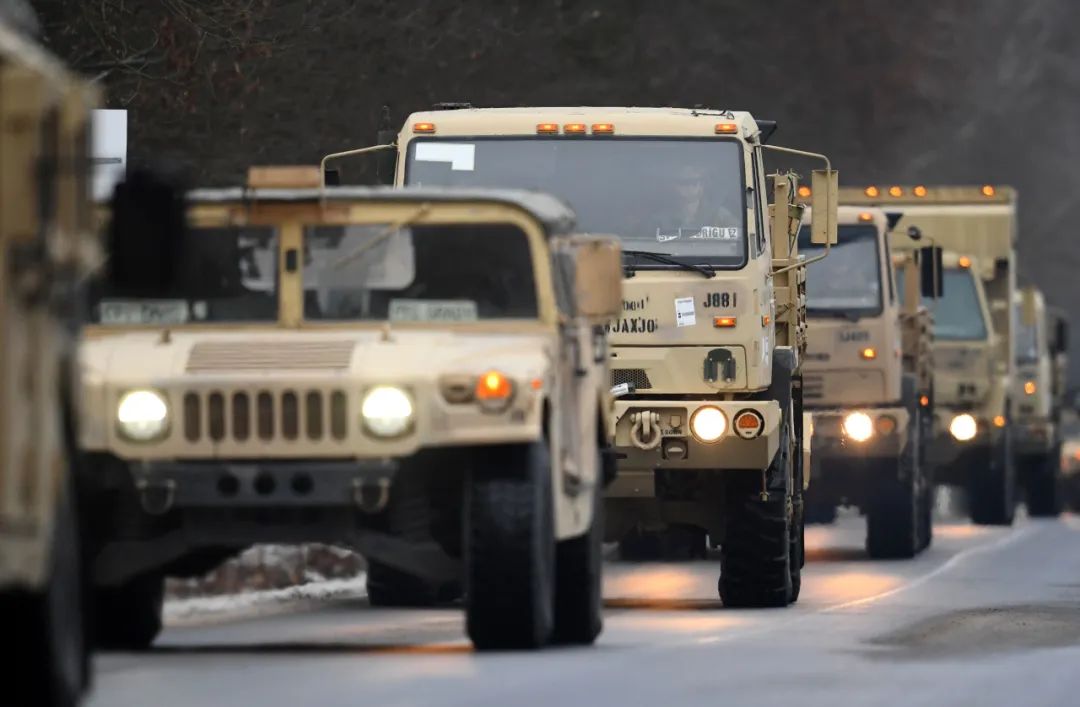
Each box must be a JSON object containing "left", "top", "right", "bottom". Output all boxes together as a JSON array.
[
  {"left": 475, "top": 371, "right": 514, "bottom": 412},
  {"left": 889, "top": 186, "right": 904, "bottom": 197},
  {"left": 591, "top": 123, "right": 615, "bottom": 134},
  {"left": 865, "top": 185, "right": 880, "bottom": 197},
  {"left": 920, "top": 395, "right": 930, "bottom": 407},
  {"left": 536, "top": 123, "right": 559, "bottom": 134},
  {"left": 860, "top": 347, "right": 877, "bottom": 360},
  {"left": 797, "top": 185, "right": 812, "bottom": 198},
  {"left": 713, "top": 316, "right": 737, "bottom": 328},
  {"left": 563, "top": 123, "right": 587, "bottom": 134},
  {"left": 858, "top": 211, "right": 874, "bottom": 222},
  {"left": 715, "top": 122, "right": 739, "bottom": 134},
  {"left": 914, "top": 185, "right": 928, "bottom": 197},
  {"left": 1024, "top": 381, "right": 1037, "bottom": 395},
  {"left": 958, "top": 256, "right": 972, "bottom": 269},
  {"left": 993, "top": 415, "right": 1006, "bottom": 428},
  {"left": 981, "top": 184, "right": 996, "bottom": 197},
  {"left": 412, "top": 122, "right": 436, "bottom": 134},
  {"left": 530, "top": 378, "right": 544, "bottom": 391}
]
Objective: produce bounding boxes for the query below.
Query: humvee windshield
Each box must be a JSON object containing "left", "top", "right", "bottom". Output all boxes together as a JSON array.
[
  {"left": 404, "top": 138, "right": 747, "bottom": 268},
  {"left": 303, "top": 223, "right": 538, "bottom": 321},
  {"left": 91, "top": 226, "right": 277, "bottom": 325},
  {"left": 798, "top": 224, "right": 882, "bottom": 318},
  {"left": 898, "top": 267, "right": 989, "bottom": 341},
  {"left": 1014, "top": 304, "right": 1040, "bottom": 364}
]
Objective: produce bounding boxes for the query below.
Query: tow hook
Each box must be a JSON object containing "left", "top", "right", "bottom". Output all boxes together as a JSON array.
[
  {"left": 353, "top": 477, "right": 391, "bottom": 513},
  {"left": 629, "top": 410, "right": 663, "bottom": 450}
]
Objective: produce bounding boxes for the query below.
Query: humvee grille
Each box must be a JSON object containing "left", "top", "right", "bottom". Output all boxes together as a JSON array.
[
  {"left": 803, "top": 374, "right": 824, "bottom": 401},
  {"left": 182, "top": 389, "right": 348, "bottom": 442},
  {"left": 186, "top": 341, "right": 355, "bottom": 372},
  {"left": 611, "top": 368, "right": 652, "bottom": 390}
]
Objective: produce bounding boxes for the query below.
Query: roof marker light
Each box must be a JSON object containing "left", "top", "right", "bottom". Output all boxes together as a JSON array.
[
  {"left": 536, "top": 123, "right": 559, "bottom": 134},
  {"left": 865, "top": 186, "right": 880, "bottom": 198},
  {"left": 412, "top": 122, "right": 436, "bottom": 134},
  {"left": 797, "top": 185, "right": 812, "bottom": 198},
  {"left": 914, "top": 185, "right": 928, "bottom": 197},
  {"left": 889, "top": 186, "right": 904, "bottom": 197},
  {"left": 563, "top": 123, "right": 587, "bottom": 134},
  {"left": 958, "top": 256, "right": 972, "bottom": 268},
  {"left": 858, "top": 212, "right": 874, "bottom": 222},
  {"left": 591, "top": 123, "right": 615, "bottom": 134},
  {"left": 715, "top": 122, "right": 739, "bottom": 134},
  {"left": 981, "top": 185, "right": 996, "bottom": 197}
]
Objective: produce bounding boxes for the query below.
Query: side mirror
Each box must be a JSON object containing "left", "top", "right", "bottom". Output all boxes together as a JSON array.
[
  {"left": 918, "top": 245, "right": 943, "bottom": 299},
  {"left": 1055, "top": 317, "right": 1069, "bottom": 354},
  {"left": 809, "top": 169, "right": 838, "bottom": 245},
  {"left": 569, "top": 235, "right": 622, "bottom": 321},
  {"left": 106, "top": 167, "right": 187, "bottom": 296},
  {"left": 907, "top": 225, "right": 922, "bottom": 242}
]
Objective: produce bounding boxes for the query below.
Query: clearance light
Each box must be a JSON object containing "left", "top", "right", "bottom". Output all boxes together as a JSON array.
[
  {"left": 713, "top": 316, "right": 737, "bottom": 328},
  {"left": 914, "top": 185, "right": 928, "bottom": 197},
  {"left": 475, "top": 370, "right": 515, "bottom": 412},
  {"left": 530, "top": 378, "right": 544, "bottom": 391},
  {"left": 1024, "top": 381, "right": 1037, "bottom": 395},
  {"left": 761, "top": 315, "right": 770, "bottom": 326},
  {"left": 715, "top": 122, "right": 739, "bottom": 134},
  {"left": 842, "top": 412, "right": 874, "bottom": 442},
  {"left": 865, "top": 186, "right": 880, "bottom": 198},
  {"left": 860, "top": 347, "right": 877, "bottom": 360},
  {"left": 958, "top": 256, "right": 972, "bottom": 269},
  {"left": 920, "top": 394, "right": 930, "bottom": 407},
  {"left": 981, "top": 185, "right": 996, "bottom": 197},
  {"left": 733, "top": 410, "right": 765, "bottom": 440},
  {"left": 949, "top": 413, "right": 977, "bottom": 441},
  {"left": 858, "top": 211, "right": 874, "bottom": 222},
  {"left": 690, "top": 406, "right": 727, "bottom": 443},
  {"left": 591, "top": 123, "right": 615, "bottom": 134},
  {"left": 876, "top": 415, "right": 897, "bottom": 435},
  {"left": 412, "top": 122, "right": 436, "bottom": 134},
  {"left": 536, "top": 122, "right": 559, "bottom": 134},
  {"left": 993, "top": 415, "right": 1006, "bottom": 428},
  {"left": 564, "top": 123, "right": 587, "bottom": 134},
  {"left": 797, "top": 185, "right": 812, "bottom": 198},
  {"left": 889, "top": 186, "right": 904, "bottom": 197}
]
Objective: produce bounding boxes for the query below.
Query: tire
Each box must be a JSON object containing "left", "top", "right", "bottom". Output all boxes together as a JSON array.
[
  {"left": 968, "top": 428, "right": 1016, "bottom": 526},
  {"left": 95, "top": 573, "right": 165, "bottom": 650},
  {"left": 804, "top": 499, "right": 838, "bottom": 525},
  {"left": 1023, "top": 452, "right": 1061, "bottom": 518},
  {"left": 465, "top": 442, "right": 555, "bottom": 650},
  {"left": 866, "top": 411, "right": 921, "bottom": 559},
  {"left": 919, "top": 483, "right": 935, "bottom": 551},
  {"left": 719, "top": 422, "right": 794, "bottom": 608},
  {"left": 789, "top": 490, "right": 804, "bottom": 603},
  {"left": 552, "top": 450, "right": 604, "bottom": 645},
  {"left": 366, "top": 561, "right": 461, "bottom": 607},
  {"left": 8, "top": 487, "right": 86, "bottom": 707}
]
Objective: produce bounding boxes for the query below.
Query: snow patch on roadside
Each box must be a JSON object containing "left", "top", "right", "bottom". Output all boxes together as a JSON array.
[{"left": 165, "top": 573, "right": 368, "bottom": 627}]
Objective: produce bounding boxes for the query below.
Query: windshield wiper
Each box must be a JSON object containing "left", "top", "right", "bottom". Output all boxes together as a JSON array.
[
  {"left": 330, "top": 203, "right": 432, "bottom": 271},
  {"left": 622, "top": 249, "right": 715, "bottom": 279}
]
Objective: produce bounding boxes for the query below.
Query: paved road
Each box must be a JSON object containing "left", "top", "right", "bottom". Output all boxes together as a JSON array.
[{"left": 88, "top": 512, "right": 1080, "bottom": 707}]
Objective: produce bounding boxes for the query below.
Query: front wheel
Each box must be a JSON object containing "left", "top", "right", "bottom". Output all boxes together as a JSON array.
[
  {"left": 1023, "top": 451, "right": 1061, "bottom": 518},
  {"left": 968, "top": 429, "right": 1016, "bottom": 526},
  {"left": 465, "top": 442, "right": 555, "bottom": 650},
  {"left": 552, "top": 449, "right": 604, "bottom": 645},
  {"left": 94, "top": 572, "right": 165, "bottom": 650}
]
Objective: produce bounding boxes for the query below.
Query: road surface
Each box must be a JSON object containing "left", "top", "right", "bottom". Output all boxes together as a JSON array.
[{"left": 88, "top": 512, "right": 1080, "bottom": 706}]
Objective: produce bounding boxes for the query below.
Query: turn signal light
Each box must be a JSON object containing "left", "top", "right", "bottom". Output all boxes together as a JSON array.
[
  {"left": 476, "top": 371, "right": 513, "bottom": 402},
  {"left": 713, "top": 316, "right": 737, "bottom": 328},
  {"left": 860, "top": 347, "right": 877, "bottom": 360},
  {"left": 564, "top": 123, "right": 587, "bottom": 134},
  {"left": 1024, "top": 381, "right": 1037, "bottom": 395},
  {"left": 876, "top": 415, "right": 897, "bottom": 435},
  {"left": 797, "top": 185, "right": 812, "bottom": 198},
  {"left": 412, "top": 122, "right": 436, "bottom": 134},
  {"left": 993, "top": 415, "right": 1006, "bottom": 428},
  {"left": 865, "top": 186, "right": 880, "bottom": 197},
  {"left": 536, "top": 123, "right": 559, "bottom": 134},
  {"left": 733, "top": 410, "right": 765, "bottom": 439},
  {"left": 920, "top": 394, "right": 930, "bottom": 407},
  {"left": 591, "top": 123, "right": 615, "bottom": 134},
  {"left": 715, "top": 122, "right": 739, "bottom": 134}
]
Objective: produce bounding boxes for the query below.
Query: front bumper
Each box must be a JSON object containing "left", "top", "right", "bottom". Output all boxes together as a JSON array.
[
  {"left": 609, "top": 398, "right": 781, "bottom": 473},
  {"left": 1013, "top": 418, "right": 1055, "bottom": 456}
]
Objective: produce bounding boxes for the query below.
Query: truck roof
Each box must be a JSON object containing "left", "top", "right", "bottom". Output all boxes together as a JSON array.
[
  {"left": 838, "top": 185, "right": 1016, "bottom": 206},
  {"left": 185, "top": 185, "right": 578, "bottom": 235},
  {"left": 402, "top": 106, "right": 769, "bottom": 140}
]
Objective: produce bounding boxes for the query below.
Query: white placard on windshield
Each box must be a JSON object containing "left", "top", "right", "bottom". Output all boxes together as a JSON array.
[
  {"left": 389, "top": 299, "right": 479, "bottom": 322},
  {"left": 674, "top": 297, "right": 696, "bottom": 327},
  {"left": 414, "top": 142, "right": 476, "bottom": 171},
  {"left": 99, "top": 300, "right": 189, "bottom": 325}
]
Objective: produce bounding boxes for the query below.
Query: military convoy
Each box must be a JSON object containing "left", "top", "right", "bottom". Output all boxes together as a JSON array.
[
  {"left": 78, "top": 169, "right": 621, "bottom": 650},
  {"left": 842, "top": 186, "right": 1019, "bottom": 525},
  {"left": 0, "top": 12, "right": 99, "bottom": 707},
  {"left": 362, "top": 105, "right": 838, "bottom": 606},
  {"left": 799, "top": 206, "right": 936, "bottom": 557}
]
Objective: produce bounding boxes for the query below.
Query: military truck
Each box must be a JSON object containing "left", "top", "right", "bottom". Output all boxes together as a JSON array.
[
  {"left": 1013, "top": 287, "right": 1068, "bottom": 515},
  {"left": 0, "top": 11, "right": 98, "bottom": 706},
  {"left": 841, "top": 186, "right": 1017, "bottom": 525},
  {"left": 349, "top": 105, "right": 839, "bottom": 607},
  {"left": 798, "top": 206, "right": 935, "bottom": 557},
  {"left": 78, "top": 171, "right": 622, "bottom": 650}
]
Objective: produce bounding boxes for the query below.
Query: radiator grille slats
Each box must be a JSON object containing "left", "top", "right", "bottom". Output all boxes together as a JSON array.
[
  {"left": 181, "top": 389, "right": 347, "bottom": 444},
  {"left": 611, "top": 368, "right": 652, "bottom": 390}
]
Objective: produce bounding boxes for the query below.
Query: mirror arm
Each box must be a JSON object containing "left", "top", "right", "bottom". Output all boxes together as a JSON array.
[{"left": 319, "top": 143, "right": 397, "bottom": 190}]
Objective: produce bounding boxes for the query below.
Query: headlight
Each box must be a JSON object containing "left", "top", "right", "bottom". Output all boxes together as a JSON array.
[
  {"left": 949, "top": 413, "right": 977, "bottom": 442},
  {"left": 842, "top": 411, "right": 874, "bottom": 442},
  {"left": 690, "top": 406, "right": 727, "bottom": 443},
  {"left": 117, "top": 390, "right": 169, "bottom": 441},
  {"left": 361, "top": 386, "right": 414, "bottom": 437}
]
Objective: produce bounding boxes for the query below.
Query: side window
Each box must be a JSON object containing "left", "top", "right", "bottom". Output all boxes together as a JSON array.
[{"left": 750, "top": 151, "right": 767, "bottom": 256}]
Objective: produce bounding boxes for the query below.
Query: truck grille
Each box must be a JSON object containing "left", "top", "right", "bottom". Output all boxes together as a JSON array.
[
  {"left": 182, "top": 389, "right": 348, "bottom": 443},
  {"left": 803, "top": 374, "right": 824, "bottom": 401},
  {"left": 186, "top": 341, "right": 355, "bottom": 372},
  {"left": 611, "top": 368, "right": 652, "bottom": 391}
]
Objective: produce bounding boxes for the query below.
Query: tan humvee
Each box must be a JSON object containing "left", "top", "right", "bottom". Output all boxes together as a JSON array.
[
  {"left": 78, "top": 173, "right": 622, "bottom": 650},
  {"left": 0, "top": 13, "right": 99, "bottom": 707},
  {"left": 1013, "top": 286, "right": 1068, "bottom": 515},
  {"left": 797, "top": 206, "right": 935, "bottom": 557},
  {"left": 842, "top": 186, "right": 1018, "bottom": 525},
  {"left": 334, "top": 105, "right": 839, "bottom": 607}
]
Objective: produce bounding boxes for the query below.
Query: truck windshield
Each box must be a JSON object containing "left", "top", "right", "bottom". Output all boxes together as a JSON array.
[
  {"left": 798, "top": 224, "right": 882, "bottom": 318},
  {"left": 898, "top": 267, "right": 989, "bottom": 341},
  {"left": 404, "top": 137, "right": 747, "bottom": 268},
  {"left": 1014, "top": 304, "right": 1040, "bottom": 364},
  {"left": 90, "top": 226, "right": 278, "bottom": 325},
  {"left": 302, "top": 223, "right": 538, "bottom": 321}
]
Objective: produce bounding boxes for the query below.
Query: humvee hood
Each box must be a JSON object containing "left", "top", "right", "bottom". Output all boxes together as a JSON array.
[{"left": 81, "top": 329, "right": 554, "bottom": 383}]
